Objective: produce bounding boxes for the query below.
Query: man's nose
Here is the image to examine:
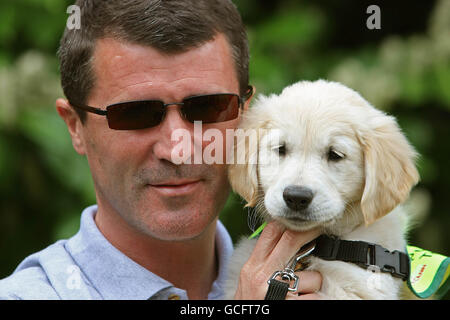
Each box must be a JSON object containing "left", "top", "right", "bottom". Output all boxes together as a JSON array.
[{"left": 152, "top": 106, "right": 198, "bottom": 164}]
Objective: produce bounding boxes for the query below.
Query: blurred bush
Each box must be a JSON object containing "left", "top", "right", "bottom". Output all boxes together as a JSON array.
[{"left": 0, "top": 0, "right": 448, "bottom": 298}]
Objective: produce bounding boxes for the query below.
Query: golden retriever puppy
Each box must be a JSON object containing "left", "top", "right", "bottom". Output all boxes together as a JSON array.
[{"left": 225, "top": 80, "right": 419, "bottom": 299}]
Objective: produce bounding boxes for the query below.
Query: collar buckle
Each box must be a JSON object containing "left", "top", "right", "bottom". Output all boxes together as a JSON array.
[{"left": 368, "top": 244, "right": 410, "bottom": 280}]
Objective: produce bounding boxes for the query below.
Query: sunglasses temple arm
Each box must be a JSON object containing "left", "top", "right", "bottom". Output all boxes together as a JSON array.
[{"left": 69, "top": 102, "right": 107, "bottom": 116}]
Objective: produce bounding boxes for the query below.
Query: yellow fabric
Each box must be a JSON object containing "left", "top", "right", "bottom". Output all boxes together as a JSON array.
[{"left": 407, "top": 245, "right": 449, "bottom": 298}]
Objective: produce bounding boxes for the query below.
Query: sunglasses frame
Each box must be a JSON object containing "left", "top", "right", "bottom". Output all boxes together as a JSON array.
[{"left": 69, "top": 85, "right": 254, "bottom": 129}]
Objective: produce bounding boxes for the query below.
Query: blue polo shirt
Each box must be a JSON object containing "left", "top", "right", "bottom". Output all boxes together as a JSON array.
[{"left": 0, "top": 205, "right": 234, "bottom": 300}]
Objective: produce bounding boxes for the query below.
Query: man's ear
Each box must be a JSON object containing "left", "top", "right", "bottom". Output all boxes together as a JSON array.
[
  {"left": 55, "top": 98, "right": 86, "bottom": 155},
  {"left": 242, "top": 85, "right": 255, "bottom": 112}
]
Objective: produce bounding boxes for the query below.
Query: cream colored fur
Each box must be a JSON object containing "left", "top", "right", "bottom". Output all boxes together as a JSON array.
[{"left": 225, "top": 80, "right": 419, "bottom": 299}]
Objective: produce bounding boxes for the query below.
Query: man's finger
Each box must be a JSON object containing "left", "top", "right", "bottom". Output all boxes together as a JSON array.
[
  {"left": 266, "top": 227, "right": 321, "bottom": 271},
  {"left": 295, "top": 270, "right": 322, "bottom": 294},
  {"left": 287, "top": 292, "right": 324, "bottom": 300},
  {"left": 248, "top": 221, "right": 285, "bottom": 264}
]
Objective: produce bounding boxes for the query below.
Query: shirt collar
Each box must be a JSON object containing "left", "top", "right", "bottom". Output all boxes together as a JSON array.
[
  {"left": 65, "top": 205, "right": 233, "bottom": 300},
  {"left": 208, "top": 219, "right": 233, "bottom": 299}
]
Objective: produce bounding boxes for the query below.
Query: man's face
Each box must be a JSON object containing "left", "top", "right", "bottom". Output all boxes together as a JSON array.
[{"left": 72, "top": 34, "right": 243, "bottom": 241}]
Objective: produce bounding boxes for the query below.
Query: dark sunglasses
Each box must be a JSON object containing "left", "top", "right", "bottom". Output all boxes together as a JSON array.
[{"left": 69, "top": 86, "right": 254, "bottom": 130}]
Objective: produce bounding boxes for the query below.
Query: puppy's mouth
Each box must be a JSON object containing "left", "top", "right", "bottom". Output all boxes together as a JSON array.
[
  {"left": 276, "top": 216, "right": 322, "bottom": 231},
  {"left": 277, "top": 209, "right": 338, "bottom": 229},
  {"left": 282, "top": 209, "right": 324, "bottom": 222},
  {"left": 286, "top": 216, "right": 314, "bottom": 223}
]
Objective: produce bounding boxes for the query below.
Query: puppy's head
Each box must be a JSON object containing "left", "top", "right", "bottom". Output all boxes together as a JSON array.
[{"left": 228, "top": 80, "right": 419, "bottom": 231}]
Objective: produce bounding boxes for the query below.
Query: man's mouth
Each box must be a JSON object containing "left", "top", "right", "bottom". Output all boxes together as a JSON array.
[{"left": 148, "top": 180, "right": 202, "bottom": 196}]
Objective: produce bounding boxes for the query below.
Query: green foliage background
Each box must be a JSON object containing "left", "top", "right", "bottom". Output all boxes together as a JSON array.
[{"left": 0, "top": 0, "right": 449, "bottom": 298}]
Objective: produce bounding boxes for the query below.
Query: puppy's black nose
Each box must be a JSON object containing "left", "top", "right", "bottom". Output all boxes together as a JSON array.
[{"left": 283, "top": 186, "right": 314, "bottom": 211}]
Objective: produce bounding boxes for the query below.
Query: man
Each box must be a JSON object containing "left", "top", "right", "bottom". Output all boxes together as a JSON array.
[{"left": 0, "top": 0, "right": 322, "bottom": 300}]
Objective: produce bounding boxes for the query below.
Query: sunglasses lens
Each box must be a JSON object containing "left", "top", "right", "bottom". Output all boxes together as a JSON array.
[
  {"left": 107, "top": 101, "right": 165, "bottom": 130},
  {"left": 105, "top": 94, "right": 241, "bottom": 130},
  {"left": 183, "top": 94, "right": 240, "bottom": 123}
]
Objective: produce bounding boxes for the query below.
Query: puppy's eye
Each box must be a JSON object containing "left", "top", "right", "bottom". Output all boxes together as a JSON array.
[
  {"left": 328, "top": 148, "right": 345, "bottom": 162},
  {"left": 273, "top": 144, "right": 286, "bottom": 156}
]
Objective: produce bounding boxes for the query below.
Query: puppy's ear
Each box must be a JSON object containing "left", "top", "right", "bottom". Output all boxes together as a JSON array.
[
  {"left": 228, "top": 130, "right": 259, "bottom": 207},
  {"left": 358, "top": 112, "right": 419, "bottom": 225}
]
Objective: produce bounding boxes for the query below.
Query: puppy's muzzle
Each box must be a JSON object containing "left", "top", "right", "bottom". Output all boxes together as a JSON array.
[{"left": 283, "top": 185, "right": 314, "bottom": 211}]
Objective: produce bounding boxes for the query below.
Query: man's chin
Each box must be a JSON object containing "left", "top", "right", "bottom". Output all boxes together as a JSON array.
[{"left": 141, "top": 211, "right": 218, "bottom": 242}]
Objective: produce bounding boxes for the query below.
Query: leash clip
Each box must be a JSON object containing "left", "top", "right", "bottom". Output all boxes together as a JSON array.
[{"left": 267, "top": 241, "right": 316, "bottom": 292}]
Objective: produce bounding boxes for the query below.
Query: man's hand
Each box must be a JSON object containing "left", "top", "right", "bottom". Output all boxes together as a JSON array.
[{"left": 234, "top": 221, "right": 323, "bottom": 300}]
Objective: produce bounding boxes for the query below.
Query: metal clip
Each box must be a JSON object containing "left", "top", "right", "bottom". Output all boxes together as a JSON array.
[{"left": 267, "top": 241, "right": 316, "bottom": 292}]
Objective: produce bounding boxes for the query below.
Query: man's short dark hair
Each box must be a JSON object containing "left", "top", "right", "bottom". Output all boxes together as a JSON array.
[{"left": 58, "top": 0, "right": 250, "bottom": 122}]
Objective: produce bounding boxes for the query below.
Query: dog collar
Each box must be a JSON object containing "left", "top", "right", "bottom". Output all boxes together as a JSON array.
[
  {"left": 249, "top": 222, "right": 449, "bottom": 299},
  {"left": 311, "top": 235, "right": 410, "bottom": 280}
]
